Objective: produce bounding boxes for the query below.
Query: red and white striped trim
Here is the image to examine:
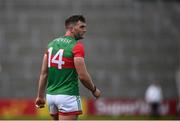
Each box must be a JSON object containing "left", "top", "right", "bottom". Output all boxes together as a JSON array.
[{"left": 59, "top": 111, "right": 82, "bottom": 116}]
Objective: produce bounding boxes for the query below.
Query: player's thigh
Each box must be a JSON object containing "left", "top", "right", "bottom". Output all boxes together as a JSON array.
[
  {"left": 46, "top": 94, "right": 59, "bottom": 115},
  {"left": 56, "top": 95, "right": 82, "bottom": 114}
]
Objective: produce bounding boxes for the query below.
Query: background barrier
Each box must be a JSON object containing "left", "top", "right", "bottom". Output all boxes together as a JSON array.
[
  {"left": 0, "top": 98, "right": 177, "bottom": 119},
  {"left": 88, "top": 99, "right": 177, "bottom": 117}
]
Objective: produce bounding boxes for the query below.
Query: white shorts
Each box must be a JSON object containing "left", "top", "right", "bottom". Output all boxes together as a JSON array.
[{"left": 46, "top": 94, "right": 82, "bottom": 116}]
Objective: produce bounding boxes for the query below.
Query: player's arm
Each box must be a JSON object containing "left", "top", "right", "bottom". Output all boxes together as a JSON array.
[
  {"left": 73, "top": 41, "right": 101, "bottom": 98},
  {"left": 74, "top": 57, "right": 100, "bottom": 98},
  {"left": 74, "top": 57, "right": 94, "bottom": 91},
  {"left": 35, "top": 52, "right": 48, "bottom": 108}
]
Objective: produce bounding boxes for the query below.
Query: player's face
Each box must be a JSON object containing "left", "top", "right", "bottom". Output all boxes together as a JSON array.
[{"left": 72, "top": 21, "right": 87, "bottom": 40}]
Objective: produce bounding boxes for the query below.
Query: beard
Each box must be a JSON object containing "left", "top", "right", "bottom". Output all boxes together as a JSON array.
[{"left": 74, "top": 33, "right": 84, "bottom": 40}]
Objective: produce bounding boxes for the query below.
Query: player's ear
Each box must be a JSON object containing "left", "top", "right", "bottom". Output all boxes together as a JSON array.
[
  {"left": 67, "top": 24, "right": 74, "bottom": 32},
  {"left": 70, "top": 27, "right": 74, "bottom": 32}
]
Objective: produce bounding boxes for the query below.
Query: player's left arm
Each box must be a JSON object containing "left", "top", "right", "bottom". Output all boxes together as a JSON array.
[
  {"left": 35, "top": 52, "right": 48, "bottom": 108},
  {"left": 73, "top": 41, "right": 101, "bottom": 98}
]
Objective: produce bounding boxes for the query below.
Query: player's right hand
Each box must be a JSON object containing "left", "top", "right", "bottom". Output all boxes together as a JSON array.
[
  {"left": 35, "top": 97, "right": 45, "bottom": 108},
  {"left": 92, "top": 88, "right": 101, "bottom": 99}
]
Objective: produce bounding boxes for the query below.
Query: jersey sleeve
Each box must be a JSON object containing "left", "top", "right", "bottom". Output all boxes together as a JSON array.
[{"left": 72, "top": 41, "right": 85, "bottom": 58}]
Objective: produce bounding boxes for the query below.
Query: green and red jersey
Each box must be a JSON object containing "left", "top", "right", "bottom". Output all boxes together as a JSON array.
[{"left": 46, "top": 36, "right": 85, "bottom": 96}]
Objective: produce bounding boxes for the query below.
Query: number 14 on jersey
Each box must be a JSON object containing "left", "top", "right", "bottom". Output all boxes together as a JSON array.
[{"left": 48, "top": 47, "right": 65, "bottom": 69}]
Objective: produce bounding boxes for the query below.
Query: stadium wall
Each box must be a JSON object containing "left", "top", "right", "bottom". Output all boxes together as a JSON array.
[{"left": 0, "top": 0, "right": 179, "bottom": 99}]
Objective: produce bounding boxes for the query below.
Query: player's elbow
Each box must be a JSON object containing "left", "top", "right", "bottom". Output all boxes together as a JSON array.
[{"left": 78, "top": 73, "right": 88, "bottom": 81}]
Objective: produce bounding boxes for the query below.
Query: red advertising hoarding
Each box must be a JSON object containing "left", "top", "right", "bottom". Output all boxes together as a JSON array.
[
  {"left": 0, "top": 98, "right": 177, "bottom": 119},
  {"left": 88, "top": 99, "right": 177, "bottom": 116},
  {"left": 0, "top": 99, "right": 36, "bottom": 118}
]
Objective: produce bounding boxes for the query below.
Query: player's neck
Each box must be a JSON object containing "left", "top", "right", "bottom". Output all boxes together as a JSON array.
[{"left": 64, "top": 31, "right": 75, "bottom": 38}]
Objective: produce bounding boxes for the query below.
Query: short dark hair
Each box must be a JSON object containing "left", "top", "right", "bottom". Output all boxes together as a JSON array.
[{"left": 65, "top": 15, "right": 86, "bottom": 28}]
